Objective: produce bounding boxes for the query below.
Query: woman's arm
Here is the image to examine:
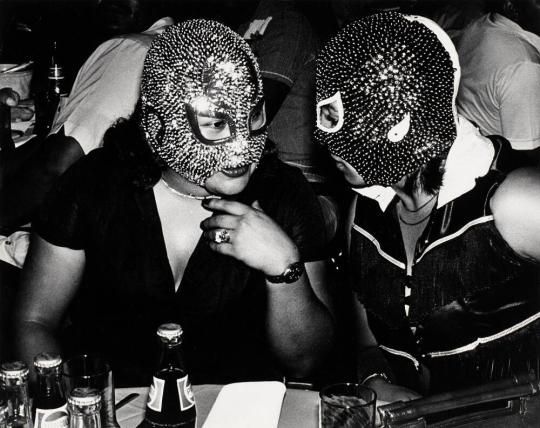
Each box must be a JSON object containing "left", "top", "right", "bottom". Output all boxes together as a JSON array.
[
  {"left": 200, "top": 198, "right": 335, "bottom": 378},
  {"left": 263, "top": 260, "right": 335, "bottom": 378},
  {"left": 352, "top": 297, "right": 421, "bottom": 402},
  {"left": 14, "top": 235, "right": 85, "bottom": 373}
]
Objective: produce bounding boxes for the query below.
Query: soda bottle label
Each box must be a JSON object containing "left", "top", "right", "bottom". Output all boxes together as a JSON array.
[
  {"left": 34, "top": 404, "right": 68, "bottom": 428},
  {"left": 177, "top": 376, "right": 195, "bottom": 411},
  {"left": 147, "top": 377, "right": 165, "bottom": 412}
]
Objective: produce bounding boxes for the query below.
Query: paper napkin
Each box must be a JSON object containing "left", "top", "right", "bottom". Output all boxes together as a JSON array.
[{"left": 202, "top": 381, "right": 286, "bottom": 428}]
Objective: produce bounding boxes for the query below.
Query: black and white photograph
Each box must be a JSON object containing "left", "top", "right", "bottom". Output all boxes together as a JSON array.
[{"left": 1, "top": 0, "right": 539, "bottom": 426}]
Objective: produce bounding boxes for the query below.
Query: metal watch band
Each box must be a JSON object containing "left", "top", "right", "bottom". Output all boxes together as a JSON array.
[{"left": 266, "top": 261, "right": 305, "bottom": 284}]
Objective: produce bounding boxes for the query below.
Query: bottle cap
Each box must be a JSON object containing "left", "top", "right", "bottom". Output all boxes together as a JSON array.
[
  {"left": 67, "top": 387, "right": 102, "bottom": 407},
  {"left": 0, "top": 361, "right": 29, "bottom": 379},
  {"left": 157, "top": 323, "right": 183, "bottom": 340},
  {"left": 34, "top": 352, "right": 62, "bottom": 369}
]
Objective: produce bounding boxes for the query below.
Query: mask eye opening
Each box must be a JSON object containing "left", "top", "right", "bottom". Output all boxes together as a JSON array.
[
  {"left": 185, "top": 102, "right": 236, "bottom": 146},
  {"left": 249, "top": 98, "right": 267, "bottom": 136},
  {"left": 316, "top": 91, "right": 344, "bottom": 133}
]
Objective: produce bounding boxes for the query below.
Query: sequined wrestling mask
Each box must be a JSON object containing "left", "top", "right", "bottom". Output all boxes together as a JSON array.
[
  {"left": 140, "top": 19, "right": 267, "bottom": 185},
  {"left": 315, "top": 12, "right": 460, "bottom": 186}
]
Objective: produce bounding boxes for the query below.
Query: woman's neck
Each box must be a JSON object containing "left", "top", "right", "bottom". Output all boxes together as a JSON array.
[{"left": 161, "top": 169, "right": 211, "bottom": 198}]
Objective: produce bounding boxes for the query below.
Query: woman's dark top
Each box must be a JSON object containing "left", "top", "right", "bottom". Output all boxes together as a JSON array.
[
  {"left": 33, "top": 125, "right": 327, "bottom": 386},
  {"left": 350, "top": 168, "right": 540, "bottom": 393}
]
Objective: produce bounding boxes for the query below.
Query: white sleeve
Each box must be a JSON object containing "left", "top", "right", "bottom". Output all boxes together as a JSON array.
[
  {"left": 497, "top": 61, "right": 540, "bottom": 150},
  {"left": 51, "top": 36, "right": 152, "bottom": 154}
]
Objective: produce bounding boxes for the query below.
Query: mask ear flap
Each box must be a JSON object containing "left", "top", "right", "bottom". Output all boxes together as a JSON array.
[
  {"left": 316, "top": 91, "right": 344, "bottom": 133},
  {"left": 141, "top": 104, "right": 165, "bottom": 147}
]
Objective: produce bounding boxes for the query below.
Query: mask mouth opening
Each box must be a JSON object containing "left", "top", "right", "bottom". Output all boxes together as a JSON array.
[
  {"left": 316, "top": 91, "right": 344, "bottom": 133},
  {"left": 221, "top": 164, "right": 251, "bottom": 178}
]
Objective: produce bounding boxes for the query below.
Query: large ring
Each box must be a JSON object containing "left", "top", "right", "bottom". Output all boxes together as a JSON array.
[{"left": 214, "top": 229, "right": 231, "bottom": 244}]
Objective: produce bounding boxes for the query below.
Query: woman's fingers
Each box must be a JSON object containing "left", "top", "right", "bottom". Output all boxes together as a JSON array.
[
  {"left": 251, "top": 200, "right": 264, "bottom": 211},
  {"left": 208, "top": 241, "right": 235, "bottom": 257},
  {"left": 203, "top": 228, "right": 233, "bottom": 244},
  {"left": 203, "top": 198, "right": 251, "bottom": 216},
  {"left": 0, "top": 88, "right": 20, "bottom": 106},
  {"left": 11, "top": 106, "right": 34, "bottom": 122},
  {"left": 200, "top": 214, "right": 239, "bottom": 231},
  {"left": 204, "top": 229, "right": 236, "bottom": 257}
]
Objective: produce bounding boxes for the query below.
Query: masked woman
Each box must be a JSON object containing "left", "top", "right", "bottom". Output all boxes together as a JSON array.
[
  {"left": 14, "top": 20, "right": 335, "bottom": 385},
  {"left": 315, "top": 12, "right": 540, "bottom": 400}
]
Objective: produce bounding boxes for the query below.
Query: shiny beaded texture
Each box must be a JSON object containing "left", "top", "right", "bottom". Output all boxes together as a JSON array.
[
  {"left": 315, "top": 12, "right": 457, "bottom": 186},
  {"left": 140, "top": 20, "right": 267, "bottom": 186}
]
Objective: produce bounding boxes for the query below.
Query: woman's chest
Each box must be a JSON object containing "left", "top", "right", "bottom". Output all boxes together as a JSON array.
[{"left": 154, "top": 189, "right": 210, "bottom": 291}]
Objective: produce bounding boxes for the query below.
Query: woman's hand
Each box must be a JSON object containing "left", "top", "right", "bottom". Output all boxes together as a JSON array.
[
  {"left": 0, "top": 88, "right": 34, "bottom": 121},
  {"left": 365, "top": 376, "right": 421, "bottom": 403},
  {"left": 200, "top": 198, "right": 299, "bottom": 276},
  {"left": 0, "top": 88, "right": 19, "bottom": 106}
]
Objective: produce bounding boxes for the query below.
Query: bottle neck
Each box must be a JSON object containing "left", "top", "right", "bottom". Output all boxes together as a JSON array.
[
  {"left": 157, "top": 341, "right": 186, "bottom": 373},
  {"left": 47, "top": 41, "right": 67, "bottom": 97},
  {"left": 36, "top": 367, "right": 65, "bottom": 406},
  {"left": 69, "top": 413, "right": 101, "bottom": 428}
]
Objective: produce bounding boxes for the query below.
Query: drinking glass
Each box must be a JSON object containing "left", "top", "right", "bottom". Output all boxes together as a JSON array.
[
  {"left": 319, "top": 383, "right": 377, "bottom": 428},
  {"left": 62, "top": 355, "right": 119, "bottom": 428}
]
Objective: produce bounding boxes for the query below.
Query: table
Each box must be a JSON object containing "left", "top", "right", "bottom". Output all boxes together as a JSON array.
[{"left": 115, "top": 385, "right": 320, "bottom": 428}]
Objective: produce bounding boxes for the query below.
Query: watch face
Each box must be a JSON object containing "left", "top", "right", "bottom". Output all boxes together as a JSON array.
[
  {"left": 284, "top": 263, "right": 304, "bottom": 283},
  {"left": 267, "top": 262, "right": 304, "bottom": 284}
]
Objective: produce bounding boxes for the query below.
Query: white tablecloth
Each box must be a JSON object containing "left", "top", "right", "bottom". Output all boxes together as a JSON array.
[{"left": 115, "top": 385, "right": 319, "bottom": 428}]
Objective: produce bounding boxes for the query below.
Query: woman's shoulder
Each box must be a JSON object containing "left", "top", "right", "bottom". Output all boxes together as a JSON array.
[
  {"left": 248, "top": 154, "right": 328, "bottom": 260},
  {"left": 248, "top": 154, "right": 314, "bottom": 208},
  {"left": 252, "top": 154, "right": 308, "bottom": 190},
  {"left": 50, "top": 118, "right": 160, "bottom": 202},
  {"left": 490, "top": 167, "right": 540, "bottom": 261}
]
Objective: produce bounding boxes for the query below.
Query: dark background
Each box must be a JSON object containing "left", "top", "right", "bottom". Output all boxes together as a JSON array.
[{"left": 0, "top": 0, "right": 487, "bottom": 95}]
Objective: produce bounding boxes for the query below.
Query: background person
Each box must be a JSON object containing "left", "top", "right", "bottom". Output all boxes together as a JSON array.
[
  {"left": 457, "top": 0, "right": 540, "bottom": 165},
  {"left": 0, "top": 0, "right": 176, "bottom": 230},
  {"left": 236, "top": 0, "right": 341, "bottom": 242},
  {"left": 315, "top": 12, "right": 540, "bottom": 400}
]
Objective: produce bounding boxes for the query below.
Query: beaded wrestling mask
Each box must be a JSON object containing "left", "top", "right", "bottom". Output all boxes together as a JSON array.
[
  {"left": 140, "top": 19, "right": 267, "bottom": 185},
  {"left": 315, "top": 12, "right": 460, "bottom": 186}
]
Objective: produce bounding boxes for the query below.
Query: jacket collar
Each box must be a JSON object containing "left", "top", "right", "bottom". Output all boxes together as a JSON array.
[{"left": 353, "top": 116, "right": 495, "bottom": 212}]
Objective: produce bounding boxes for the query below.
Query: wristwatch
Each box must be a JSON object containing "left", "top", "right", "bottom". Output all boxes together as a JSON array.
[{"left": 266, "top": 262, "right": 305, "bottom": 284}]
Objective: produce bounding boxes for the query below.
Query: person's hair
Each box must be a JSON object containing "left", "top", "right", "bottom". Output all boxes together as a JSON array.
[
  {"left": 403, "top": 156, "right": 446, "bottom": 196},
  {"left": 486, "top": 0, "right": 520, "bottom": 20},
  {"left": 102, "top": 105, "right": 164, "bottom": 189}
]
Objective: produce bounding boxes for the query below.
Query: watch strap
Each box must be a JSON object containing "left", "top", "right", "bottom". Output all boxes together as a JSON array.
[{"left": 266, "top": 261, "right": 305, "bottom": 284}]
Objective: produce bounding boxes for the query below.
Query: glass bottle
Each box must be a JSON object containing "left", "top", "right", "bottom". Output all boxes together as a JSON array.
[
  {"left": 35, "top": 41, "right": 67, "bottom": 137},
  {"left": 67, "top": 387, "right": 101, "bottom": 428},
  {"left": 32, "top": 353, "right": 68, "bottom": 428},
  {"left": 0, "top": 361, "right": 33, "bottom": 428},
  {"left": 140, "top": 323, "right": 196, "bottom": 428}
]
